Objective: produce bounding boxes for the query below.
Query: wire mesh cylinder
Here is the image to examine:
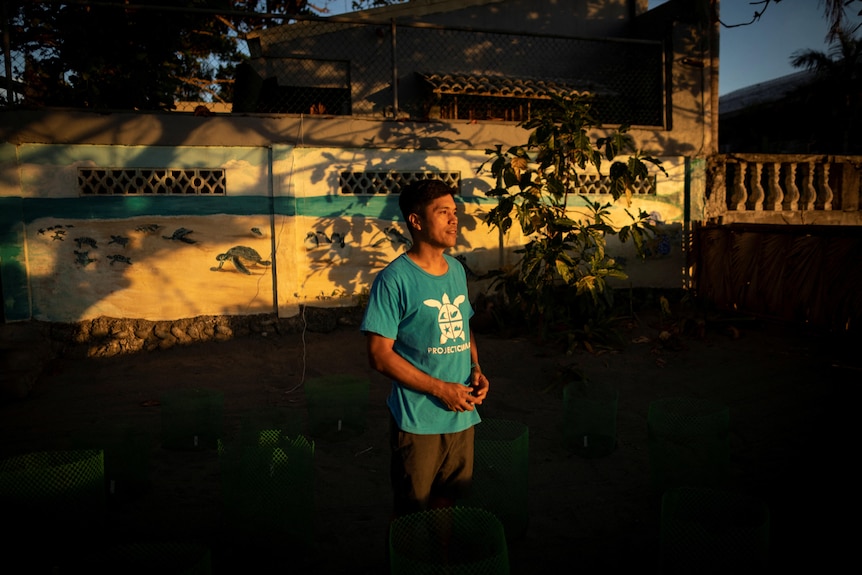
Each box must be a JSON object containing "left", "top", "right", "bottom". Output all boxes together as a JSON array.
[
  {"left": 74, "top": 426, "right": 152, "bottom": 502},
  {"left": 160, "top": 388, "right": 224, "bottom": 450},
  {"left": 304, "top": 375, "right": 369, "bottom": 439},
  {"left": 220, "top": 432, "right": 316, "bottom": 550},
  {"left": 0, "top": 448, "right": 105, "bottom": 506},
  {"left": 236, "top": 408, "right": 305, "bottom": 445},
  {"left": 648, "top": 397, "right": 730, "bottom": 491},
  {"left": 71, "top": 542, "right": 212, "bottom": 575},
  {"left": 563, "top": 380, "right": 618, "bottom": 458},
  {"left": 462, "top": 418, "right": 529, "bottom": 540},
  {"left": 660, "top": 486, "right": 770, "bottom": 574},
  {"left": 390, "top": 506, "right": 509, "bottom": 575},
  {"left": 0, "top": 449, "right": 106, "bottom": 563}
]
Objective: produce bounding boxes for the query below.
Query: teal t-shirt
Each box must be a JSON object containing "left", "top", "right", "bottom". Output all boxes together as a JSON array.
[{"left": 361, "top": 253, "right": 480, "bottom": 434}]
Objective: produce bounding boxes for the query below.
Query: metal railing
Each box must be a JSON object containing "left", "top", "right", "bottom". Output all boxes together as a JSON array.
[{"left": 705, "top": 154, "right": 862, "bottom": 225}]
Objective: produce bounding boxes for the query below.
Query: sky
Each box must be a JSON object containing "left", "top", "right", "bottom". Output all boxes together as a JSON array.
[{"left": 650, "top": 0, "right": 862, "bottom": 95}]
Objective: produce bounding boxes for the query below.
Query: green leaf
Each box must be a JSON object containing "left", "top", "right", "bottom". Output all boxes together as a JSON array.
[
  {"left": 556, "top": 259, "right": 574, "bottom": 283},
  {"left": 503, "top": 169, "right": 521, "bottom": 188},
  {"left": 628, "top": 156, "right": 650, "bottom": 179}
]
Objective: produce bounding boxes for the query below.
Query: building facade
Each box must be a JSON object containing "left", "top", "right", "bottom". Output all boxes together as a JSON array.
[{"left": 0, "top": 0, "right": 716, "bottom": 323}]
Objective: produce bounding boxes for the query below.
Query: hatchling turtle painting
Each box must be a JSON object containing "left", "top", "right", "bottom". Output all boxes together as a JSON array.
[
  {"left": 211, "top": 246, "right": 271, "bottom": 275},
  {"left": 108, "top": 254, "right": 132, "bottom": 266}
]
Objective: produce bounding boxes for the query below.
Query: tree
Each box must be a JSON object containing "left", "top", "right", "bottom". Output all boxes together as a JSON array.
[
  {"left": 790, "top": 26, "right": 862, "bottom": 153},
  {"left": 721, "top": 0, "right": 861, "bottom": 40},
  {"left": 816, "top": 0, "right": 862, "bottom": 39},
  {"left": 478, "top": 94, "right": 665, "bottom": 350},
  {"left": 6, "top": 1, "right": 325, "bottom": 110},
  {"left": 350, "top": 0, "right": 408, "bottom": 9}
]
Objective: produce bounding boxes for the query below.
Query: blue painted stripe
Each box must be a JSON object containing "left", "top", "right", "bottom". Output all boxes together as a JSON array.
[
  {"left": 12, "top": 194, "right": 496, "bottom": 223},
  {"left": 292, "top": 195, "right": 491, "bottom": 220},
  {"left": 19, "top": 196, "right": 281, "bottom": 223},
  {"left": 293, "top": 195, "right": 403, "bottom": 220}
]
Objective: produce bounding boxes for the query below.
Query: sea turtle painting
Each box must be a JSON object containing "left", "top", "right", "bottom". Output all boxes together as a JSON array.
[
  {"left": 163, "top": 228, "right": 196, "bottom": 244},
  {"left": 74, "top": 236, "right": 98, "bottom": 249},
  {"left": 136, "top": 224, "right": 162, "bottom": 234},
  {"left": 108, "top": 235, "right": 130, "bottom": 248},
  {"left": 74, "top": 250, "right": 97, "bottom": 267},
  {"left": 40, "top": 224, "right": 73, "bottom": 235},
  {"left": 108, "top": 254, "right": 132, "bottom": 266},
  {"left": 210, "top": 246, "right": 271, "bottom": 275}
]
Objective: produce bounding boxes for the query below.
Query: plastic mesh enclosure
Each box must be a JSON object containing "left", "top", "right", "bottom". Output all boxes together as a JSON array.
[
  {"left": 462, "top": 418, "right": 529, "bottom": 540},
  {"left": 71, "top": 542, "right": 212, "bottom": 575},
  {"left": 390, "top": 506, "right": 509, "bottom": 575},
  {"left": 0, "top": 449, "right": 105, "bottom": 506},
  {"left": 304, "top": 375, "right": 369, "bottom": 439},
  {"left": 160, "top": 388, "right": 224, "bottom": 450},
  {"left": 660, "top": 486, "right": 770, "bottom": 574},
  {"left": 0, "top": 449, "right": 106, "bottom": 566},
  {"left": 648, "top": 397, "right": 730, "bottom": 491},
  {"left": 563, "top": 380, "right": 619, "bottom": 458},
  {"left": 220, "top": 431, "right": 316, "bottom": 549}
]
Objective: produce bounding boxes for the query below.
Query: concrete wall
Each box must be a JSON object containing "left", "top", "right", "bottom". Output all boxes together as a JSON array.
[
  {"left": 0, "top": 0, "right": 713, "bottom": 323},
  {"left": 0, "top": 112, "right": 696, "bottom": 323}
]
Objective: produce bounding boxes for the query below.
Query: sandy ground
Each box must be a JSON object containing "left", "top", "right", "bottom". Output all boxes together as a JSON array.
[{"left": 0, "top": 306, "right": 858, "bottom": 574}]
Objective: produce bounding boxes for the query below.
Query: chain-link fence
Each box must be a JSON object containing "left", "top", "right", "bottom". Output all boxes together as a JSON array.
[
  {"left": 244, "top": 18, "right": 664, "bottom": 125},
  {"left": 2, "top": 4, "right": 664, "bottom": 125}
]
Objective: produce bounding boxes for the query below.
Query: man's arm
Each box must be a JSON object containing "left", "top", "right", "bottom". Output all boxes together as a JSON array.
[{"left": 366, "top": 332, "right": 478, "bottom": 412}]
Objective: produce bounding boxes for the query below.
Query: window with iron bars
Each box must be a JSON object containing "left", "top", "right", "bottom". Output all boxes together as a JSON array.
[
  {"left": 78, "top": 168, "right": 226, "bottom": 196},
  {"left": 430, "top": 93, "right": 661, "bottom": 126},
  {"left": 339, "top": 171, "right": 460, "bottom": 195},
  {"left": 432, "top": 94, "right": 558, "bottom": 123}
]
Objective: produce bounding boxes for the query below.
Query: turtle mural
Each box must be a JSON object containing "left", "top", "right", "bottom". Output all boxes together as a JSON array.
[
  {"left": 74, "top": 250, "right": 97, "bottom": 267},
  {"left": 107, "top": 254, "right": 132, "bottom": 266},
  {"left": 210, "top": 246, "right": 271, "bottom": 275},
  {"left": 162, "top": 227, "right": 196, "bottom": 244},
  {"left": 74, "top": 236, "right": 98, "bottom": 249},
  {"left": 108, "top": 235, "right": 130, "bottom": 248}
]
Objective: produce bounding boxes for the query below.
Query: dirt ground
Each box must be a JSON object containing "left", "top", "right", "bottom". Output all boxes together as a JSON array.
[{"left": 0, "top": 304, "right": 858, "bottom": 574}]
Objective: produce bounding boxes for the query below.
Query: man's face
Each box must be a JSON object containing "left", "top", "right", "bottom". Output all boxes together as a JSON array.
[{"left": 413, "top": 194, "right": 458, "bottom": 249}]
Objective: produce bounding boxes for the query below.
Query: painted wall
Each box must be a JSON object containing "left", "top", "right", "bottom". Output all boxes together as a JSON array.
[
  {"left": 0, "top": 135, "right": 694, "bottom": 323},
  {"left": 0, "top": 0, "right": 717, "bottom": 323},
  {"left": 3, "top": 143, "right": 274, "bottom": 322}
]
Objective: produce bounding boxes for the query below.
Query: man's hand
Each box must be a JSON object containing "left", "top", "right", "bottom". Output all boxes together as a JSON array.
[
  {"left": 437, "top": 381, "right": 480, "bottom": 412},
  {"left": 469, "top": 367, "right": 489, "bottom": 406}
]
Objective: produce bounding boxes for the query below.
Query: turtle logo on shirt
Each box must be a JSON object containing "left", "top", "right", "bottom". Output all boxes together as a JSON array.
[{"left": 424, "top": 293, "right": 466, "bottom": 344}]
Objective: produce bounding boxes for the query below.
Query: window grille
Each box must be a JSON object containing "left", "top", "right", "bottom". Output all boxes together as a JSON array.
[
  {"left": 78, "top": 168, "right": 226, "bottom": 195},
  {"left": 577, "top": 174, "right": 657, "bottom": 195},
  {"left": 339, "top": 171, "right": 460, "bottom": 195}
]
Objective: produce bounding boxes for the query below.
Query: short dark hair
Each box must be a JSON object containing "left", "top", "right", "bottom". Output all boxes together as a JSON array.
[{"left": 399, "top": 179, "right": 455, "bottom": 231}]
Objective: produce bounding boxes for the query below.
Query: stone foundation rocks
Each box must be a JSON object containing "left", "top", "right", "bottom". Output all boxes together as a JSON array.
[{"left": 0, "top": 306, "right": 365, "bottom": 399}]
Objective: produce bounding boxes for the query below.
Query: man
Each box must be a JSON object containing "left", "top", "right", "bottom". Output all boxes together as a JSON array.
[{"left": 361, "top": 178, "right": 490, "bottom": 518}]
